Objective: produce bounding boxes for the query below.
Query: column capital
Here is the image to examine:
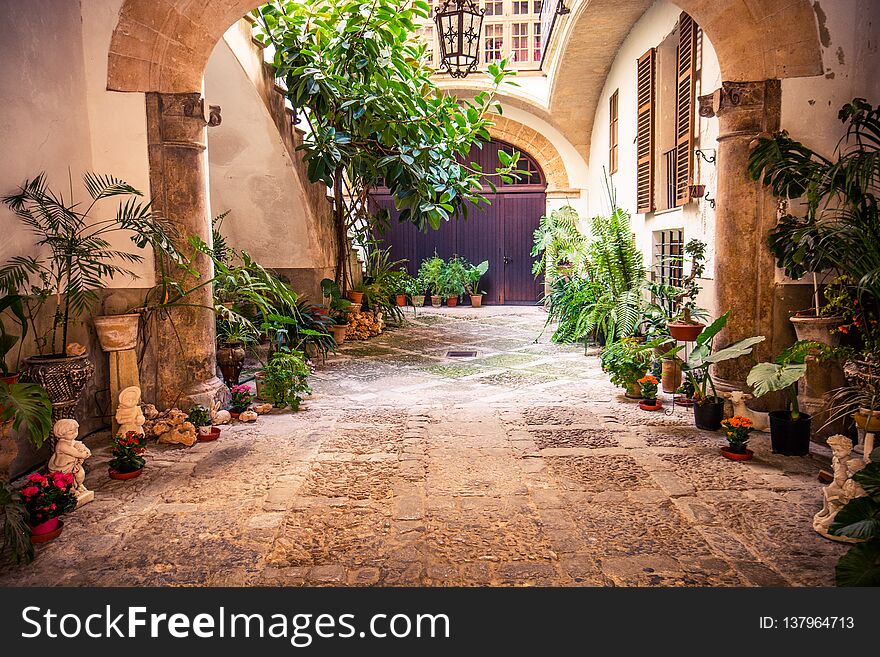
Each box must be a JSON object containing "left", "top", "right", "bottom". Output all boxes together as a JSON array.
[{"left": 702, "top": 80, "right": 781, "bottom": 141}]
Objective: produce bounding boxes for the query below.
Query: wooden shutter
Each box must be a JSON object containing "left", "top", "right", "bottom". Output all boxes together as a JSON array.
[
  {"left": 674, "top": 12, "right": 698, "bottom": 206},
  {"left": 636, "top": 49, "right": 655, "bottom": 214}
]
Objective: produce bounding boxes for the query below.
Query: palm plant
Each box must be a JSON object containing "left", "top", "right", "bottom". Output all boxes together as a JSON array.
[
  {"left": 1, "top": 482, "right": 32, "bottom": 564},
  {"left": 0, "top": 380, "right": 53, "bottom": 449},
  {"left": 748, "top": 98, "right": 880, "bottom": 357},
  {"left": 0, "top": 173, "right": 180, "bottom": 356}
]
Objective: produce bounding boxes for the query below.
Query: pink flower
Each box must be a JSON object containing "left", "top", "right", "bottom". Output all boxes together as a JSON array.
[
  {"left": 27, "top": 473, "right": 47, "bottom": 484},
  {"left": 21, "top": 486, "right": 39, "bottom": 498}
]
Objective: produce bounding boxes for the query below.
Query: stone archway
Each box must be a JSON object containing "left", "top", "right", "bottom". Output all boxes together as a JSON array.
[{"left": 488, "top": 115, "right": 570, "bottom": 195}]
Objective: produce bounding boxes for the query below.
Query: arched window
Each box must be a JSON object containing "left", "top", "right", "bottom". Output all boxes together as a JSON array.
[{"left": 498, "top": 143, "right": 545, "bottom": 187}]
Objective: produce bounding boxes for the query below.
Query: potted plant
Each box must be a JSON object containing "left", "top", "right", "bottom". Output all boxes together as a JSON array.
[
  {"left": 1, "top": 173, "right": 180, "bottom": 421},
  {"left": 418, "top": 255, "right": 445, "bottom": 307},
  {"left": 0, "top": 380, "right": 53, "bottom": 482},
  {"left": 720, "top": 416, "right": 755, "bottom": 461},
  {"left": 1, "top": 482, "right": 33, "bottom": 562},
  {"left": 637, "top": 374, "right": 661, "bottom": 410},
  {"left": 789, "top": 275, "right": 853, "bottom": 346},
  {"left": 440, "top": 257, "right": 469, "bottom": 307},
  {"left": 108, "top": 431, "right": 146, "bottom": 480},
  {"left": 747, "top": 340, "right": 830, "bottom": 455},
  {"left": 261, "top": 349, "right": 312, "bottom": 411},
  {"left": 229, "top": 384, "right": 254, "bottom": 418},
  {"left": 674, "top": 378, "right": 696, "bottom": 407},
  {"left": 216, "top": 321, "right": 256, "bottom": 387},
  {"left": 347, "top": 282, "right": 366, "bottom": 305},
  {"left": 187, "top": 405, "right": 218, "bottom": 441},
  {"left": 390, "top": 268, "right": 412, "bottom": 307},
  {"left": 679, "top": 311, "right": 765, "bottom": 431},
  {"left": 599, "top": 338, "right": 656, "bottom": 398},
  {"left": 19, "top": 471, "right": 77, "bottom": 542},
  {"left": 825, "top": 379, "right": 880, "bottom": 442},
  {"left": 464, "top": 260, "right": 489, "bottom": 307},
  {"left": 828, "top": 445, "right": 880, "bottom": 586},
  {"left": 667, "top": 239, "right": 708, "bottom": 342},
  {"left": 406, "top": 276, "right": 426, "bottom": 307},
  {"left": 0, "top": 291, "right": 28, "bottom": 385}
]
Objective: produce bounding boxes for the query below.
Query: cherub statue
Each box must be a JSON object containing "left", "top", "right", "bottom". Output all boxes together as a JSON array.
[
  {"left": 116, "top": 386, "right": 145, "bottom": 436},
  {"left": 47, "top": 418, "right": 94, "bottom": 506},
  {"left": 814, "top": 434, "right": 866, "bottom": 541}
]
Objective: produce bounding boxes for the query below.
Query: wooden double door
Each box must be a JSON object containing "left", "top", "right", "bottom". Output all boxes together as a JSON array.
[{"left": 371, "top": 141, "right": 546, "bottom": 305}]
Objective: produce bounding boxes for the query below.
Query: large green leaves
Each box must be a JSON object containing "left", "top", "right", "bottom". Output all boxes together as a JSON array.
[
  {"left": 834, "top": 541, "right": 880, "bottom": 587},
  {"left": 0, "top": 483, "right": 33, "bottom": 564},
  {"left": 829, "top": 495, "right": 880, "bottom": 541},
  {"left": 746, "top": 361, "right": 807, "bottom": 398},
  {"left": 0, "top": 381, "right": 52, "bottom": 449}
]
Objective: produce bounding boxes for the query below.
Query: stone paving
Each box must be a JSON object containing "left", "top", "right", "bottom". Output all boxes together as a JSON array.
[{"left": 0, "top": 307, "right": 846, "bottom": 586}]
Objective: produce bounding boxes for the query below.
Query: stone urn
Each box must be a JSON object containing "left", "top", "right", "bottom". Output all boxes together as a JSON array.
[
  {"left": 330, "top": 324, "right": 348, "bottom": 345},
  {"left": 216, "top": 341, "right": 245, "bottom": 386},
  {"left": 93, "top": 313, "right": 140, "bottom": 351},
  {"left": 789, "top": 315, "right": 843, "bottom": 346},
  {"left": 20, "top": 353, "right": 94, "bottom": 422}
]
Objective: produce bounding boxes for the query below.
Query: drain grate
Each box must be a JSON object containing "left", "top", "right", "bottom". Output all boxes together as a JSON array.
[{"left": 446, "top": 350, "right": 477, "bottom": 358}]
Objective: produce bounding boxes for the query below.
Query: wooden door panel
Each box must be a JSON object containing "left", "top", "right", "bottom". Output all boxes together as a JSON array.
[{"left": 501, "top": 192, "right": 544, "bottom": 304}]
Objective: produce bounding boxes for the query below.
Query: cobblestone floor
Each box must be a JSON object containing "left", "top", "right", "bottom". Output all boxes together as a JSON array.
[{"left": 0, "top": 307, "right": 846, "bottom": 586}]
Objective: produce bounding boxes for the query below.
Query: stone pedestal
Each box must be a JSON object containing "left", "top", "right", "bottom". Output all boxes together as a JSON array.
[
  {"left": 109, "top": 349, "right": 139, "bottom": 435},
  {"left": 145, "top": 92, "right": 225, "bottom": 410},
  {"left": 701, "top": 81, "right": 782, "bottom": 385}
]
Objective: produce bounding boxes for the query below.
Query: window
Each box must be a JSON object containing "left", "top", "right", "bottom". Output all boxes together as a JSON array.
[
  {"left": 511, "top": 23, "right": 529, "bottom": 62},
  {"left": 663, "top": 149, "right": 677, "bottom": 208},
  {"left": 533, "top": 22, "right": 542, "bottom": 60},
  {"left": 500, "top": 145, "right": 543, "bottom": 185},
  {"left": 484, "top": 1, "right": 503, "bottom": 16},
  {"left": 512, "top": 0, "right": 530, "bottom": 14},
  {"left": 423, "top": 26, "right": 434, "bottom": 65},
  {"left": 534, "top": 0, "right": 543, "bottom": 13},
  {"left": 484, "top": 24, "right": 503, "bottom": 62},
  {"left": 609, "top": 90, "right": 619, "bottom": 175},
  {"left": 653, "top": 229, "right": 685, "bottom": 288}
]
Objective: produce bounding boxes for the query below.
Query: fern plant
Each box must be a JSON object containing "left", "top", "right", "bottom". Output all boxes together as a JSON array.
[{"left": 531, "top": 206, "right": 588, "bottom": 280}]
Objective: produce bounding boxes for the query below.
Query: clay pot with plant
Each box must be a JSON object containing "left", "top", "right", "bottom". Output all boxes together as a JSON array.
[
  {"left": 216, "top": 321, "right": 255, "bottom": 387},
  {"left": 464, "top": 259, "right": 489, "bottom": 308},
  {"left": 599, "top": 338, "right": 658, "bottom": 399},
  {"left": 108, "top": 431, "right": 146, "bottom": 479},
  {"left": 187, "top": 405, "right": 219, "bottom": 441},
  {"left": 418, "top": 255, "right": 445, "bottom": 307},
  {"left": 1, "top": 173, "right": 180, "bottom": 422},
  {"left": 19, "top": 471, "right": 77, "bottom": 543},
  {"left": 666, "top": 239, "right": 709, "bottom": 342},
  {"left": 637, "top": 375, "right": 662, "bottom": 411},
  {"left": 720, "top": 416, "right": 755, "bottom": 461},
  {"left": 229, "top": 384, "right": 254, "bottom": 417}
]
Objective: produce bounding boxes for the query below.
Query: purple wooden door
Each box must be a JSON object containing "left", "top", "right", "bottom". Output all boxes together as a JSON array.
[{"left": 372, "top": 140, "right": 545, "bottom": 305}]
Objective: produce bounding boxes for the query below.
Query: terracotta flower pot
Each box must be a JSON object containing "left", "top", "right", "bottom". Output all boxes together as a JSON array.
[
  {"left": 446, "top": 296, "right": 459, "bottom": 307},
  {"left": 1, "top": 373, "right": 20, "bottom": 385},
  {"left": 639, "top": 399, "right": 663, "bottom": 411},
  {"left": 470, "top": 295, "right": 483, "bottom": 308},
  {"left": 230, "top": 411, "right": 242, "bottom": 419},
  {"left": 661, "top": 358, "right": 682, "bottom": 393},
  {"left": 20, "top": 353, "right": 94, "bottom": 422},
  {"left": 30, "top": 518, "right": 63, "bottom": 543},
  {"left": 667, "top": 321, "right": 705, "bottom": 342},
  {"left": 93, "top": 313, "right": 140, "bottom": 352},
  {"left": 347, "top": 291, "right": 364, "bottom": 304},
  {"left": 395, "top": 294, "right": 407, "bottom": 307},
  {"left": 411, "top": 295, "right": 425, "bottom": 307},
  {"left": 721, "top": 446, "right": 753, "bottom": 461},
  {"left": 789, "top": 315, "right": 843, "bottom": 347},
  {"left": 109, "top": 467, "right": 143, "bottom": 480},
  {"left": 431, "top": 296, "right": 442, "bottom": 308},
  {"left": 625, "top": 381, "right": 643, "bottom": 399},
  {"left": 330, "top": 324, "right": 348, "bottom": 345},
  {"left": 198, "top": 426, "right": 221, "bottom": 442}
]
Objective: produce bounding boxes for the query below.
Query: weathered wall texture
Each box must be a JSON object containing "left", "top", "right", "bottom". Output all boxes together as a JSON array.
[{"left": 204, "top": 22, "right": 337, "bottom": 301}]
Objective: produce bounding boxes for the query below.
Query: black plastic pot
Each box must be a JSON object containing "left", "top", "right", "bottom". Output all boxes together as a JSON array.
[
  {"left": 768, "top": 410, "right": 812, "bottom": 456},
  {"left": 693, "top": 397, "right": 725, "bottom": 431}
]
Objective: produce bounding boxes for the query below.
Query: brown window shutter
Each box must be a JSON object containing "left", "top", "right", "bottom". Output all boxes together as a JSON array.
[
  {"left": 675, "top": 12, "right": 698, "bottom": 206},
  {"left": 636, "top": 48, "right": 655, "bottom": 214}
]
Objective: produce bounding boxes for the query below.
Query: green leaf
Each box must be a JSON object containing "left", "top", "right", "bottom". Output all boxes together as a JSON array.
[
  {"left": 853, "top": 461, "right": 880, "bottom": 498},
  {"left": 829, "top": 496, "right": 880, "bottom": 540},
  {"left": 746, "top": 361, "right": 806, "bottom": 397},
  {"left": 835, "top": 541, "right": 880, "bottom": 586}
]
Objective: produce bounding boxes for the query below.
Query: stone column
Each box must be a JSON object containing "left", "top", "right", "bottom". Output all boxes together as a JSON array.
[
  {"left": 145, "top": 92, "right": 225, "bottom": 410},
  {"left": 700, "top": 80, "right": 782, "bottom": 385}
]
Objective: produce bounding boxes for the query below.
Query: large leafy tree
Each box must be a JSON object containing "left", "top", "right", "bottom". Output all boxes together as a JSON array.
[{"left": 254, "top": 0, "right": 518, "bottom": 289}]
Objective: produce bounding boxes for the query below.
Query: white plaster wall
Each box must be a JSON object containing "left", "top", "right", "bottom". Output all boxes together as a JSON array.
[
  {"left": 586, "top": 0, "right": 720, "bottom": 315},
  {"left": 204, "top": 38, "right": 332, "bottom": 271},
  {"left": 0, "top": 0, "right": 154, "bottom": 291}
]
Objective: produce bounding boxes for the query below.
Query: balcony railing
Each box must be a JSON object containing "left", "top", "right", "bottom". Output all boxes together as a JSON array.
[{"left": 539, "top": 0, "right": 571, "bottom": 67}]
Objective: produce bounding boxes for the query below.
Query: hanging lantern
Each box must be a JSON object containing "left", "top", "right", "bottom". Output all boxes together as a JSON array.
[{"left": 434, "top": 0, "right": 484, "bottom": 78}]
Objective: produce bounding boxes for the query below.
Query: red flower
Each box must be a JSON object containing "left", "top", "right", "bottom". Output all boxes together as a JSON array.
[{"left": 21, "top": 486, "right": 39, "bottom": 498}]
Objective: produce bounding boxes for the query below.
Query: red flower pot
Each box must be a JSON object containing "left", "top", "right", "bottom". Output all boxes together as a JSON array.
[
  {"left": 667, "top": 321, "right": 705, "bottom": 342},
  {"left": 198, "top": 426, "right": 221, "bottom": 442},
  {"left": 446, "top": 296, "right": 458, "bottom": 307},
  {"left": 395, "top": 294, "right": 407, "bottom": 307},
  {"left": 30, "top": 518, "right": 63, "bottom": 543},
  {"left": 720, "top": 446, "right": 753, "bottom": 461},
  {"left": 230, "top": 411, "right": 242, "bottom": 419},
  {"left": 347, "top": 291, "right": 364, "bottom": 304},
  {"left": 639, "top": 399, "right": 663, "bottom": 411},
  {"left": 109, "top": 467, "right": 143, "bottom": 480}
]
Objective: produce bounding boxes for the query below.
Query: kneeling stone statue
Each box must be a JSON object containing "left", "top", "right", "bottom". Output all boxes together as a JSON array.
[
  {"left": 48, "top": 418, "right": 94, "bottom": 507},
  {"left": 813, "top": 434, "right": 866, "bottom": 542}
]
